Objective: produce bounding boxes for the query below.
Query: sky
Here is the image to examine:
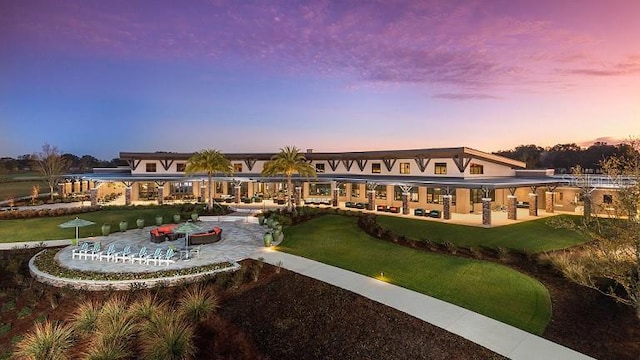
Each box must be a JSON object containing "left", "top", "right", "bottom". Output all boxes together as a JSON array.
[{"left": 1, "top": 0, "right": 639, "bottom": 160}]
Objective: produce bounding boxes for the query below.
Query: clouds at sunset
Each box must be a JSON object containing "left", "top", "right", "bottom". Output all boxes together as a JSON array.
[{"left": 0, "top": 0, "right": 638, "bottom": 158}]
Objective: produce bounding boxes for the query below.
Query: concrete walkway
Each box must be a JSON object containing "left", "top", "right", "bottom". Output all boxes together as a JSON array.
[{"left": 251, "top": 249, "right": 594, "bottom": 360}]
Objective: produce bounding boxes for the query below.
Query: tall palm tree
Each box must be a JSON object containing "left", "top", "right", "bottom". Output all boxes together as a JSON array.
[
  {"left": 185, "top": 149, "right": 233, "bottom": 210},
  {"left": 261, "top": 146, "right": 316, "bottom": 211}
]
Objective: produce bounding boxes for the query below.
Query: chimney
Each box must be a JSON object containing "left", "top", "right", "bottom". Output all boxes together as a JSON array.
[{"left": 306, "top": 149, "right": 313, "bottom": 153}]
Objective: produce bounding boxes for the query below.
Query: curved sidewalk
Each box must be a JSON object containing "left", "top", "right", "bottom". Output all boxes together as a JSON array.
[{"left": 251, "top": 250, "right": 594, "bottom": 360}]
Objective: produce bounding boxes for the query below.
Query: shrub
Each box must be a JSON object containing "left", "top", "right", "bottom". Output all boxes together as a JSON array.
[
  {"left": 443, "top": 241, "right": 458, "bottom": 255},
  {"left": 140, "top": 315, "right": 196, "bottom": 360},
  {"left": 178, "top": 285, "right": 219, "bottom": 323},
  {"left": 130, "top": 292, "right": 168, "bottom": 322},
  {"left": 13, "top": 320, "right": 74, "bottom": 360},
  {"left": 72, "top": 300, "right": 101, "bottom": 336}
]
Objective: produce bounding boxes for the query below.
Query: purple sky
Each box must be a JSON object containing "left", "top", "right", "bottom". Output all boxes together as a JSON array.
[{"left": 1, "top": 0, "right": 639, "bottom": 160}]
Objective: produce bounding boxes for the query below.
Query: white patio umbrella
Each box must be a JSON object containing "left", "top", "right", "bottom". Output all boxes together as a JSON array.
[
  {"left": 58, "top": 217, "right": 96, "bottom": 244},
  {"left": 173, "top": 221, "right": 203, "bottom": 260}
]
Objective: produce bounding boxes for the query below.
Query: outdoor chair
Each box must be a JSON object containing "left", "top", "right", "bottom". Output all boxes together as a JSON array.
[
  {"left": 98, "top": 243, "right": 116, "bottom": 262},
  {"left": 131, "top": 247, "right": 148, "bottom": 264},
  {"left": 71, "top": 242, "right": 89, "bottom": 260},
  {"left": 87, "top": 242, "right": 102, "bottom": 260},
  {"left": 145, "top": 248, "right": 164, "bottom": 265},
  {"left": 113, "top": 245, "right": 132, "bottom": 263},
  {"left": 157, "top": 248, "right": 176, "bottom": 265}
]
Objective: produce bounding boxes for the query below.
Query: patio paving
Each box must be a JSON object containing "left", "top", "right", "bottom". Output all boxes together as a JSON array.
[{"left": 55, "top": 216, "right": 266, "bottom": 273}]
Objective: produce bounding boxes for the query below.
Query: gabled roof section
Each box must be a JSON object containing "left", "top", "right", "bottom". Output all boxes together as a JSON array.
[{"left": 119, "top": 147, "right": 526, "bottom": 169}]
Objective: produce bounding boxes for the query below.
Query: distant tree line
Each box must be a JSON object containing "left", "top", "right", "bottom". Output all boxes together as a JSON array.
[
  {"left": 0, "top": 153, "right": 122, "bottom": 174},
  {"left": 494, "top": 142, "right": 640, "bottom": 173}
]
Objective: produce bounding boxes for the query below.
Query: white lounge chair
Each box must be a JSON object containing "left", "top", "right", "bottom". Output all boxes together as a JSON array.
[
  {"left": 157, "top": 248, "right": 176, "bottom": 266},
  {"left": 131, "top": 247, "right": 149, "bottom": 264},
  {"left": 87, "top": 242, "right": 102, "bottom": 260},
  {"left": 145, "top": 248, "right": 164, "bottom": 265},
  {"left": 98, "top": 244, "right": 116, "bottom": 262},
  {"left": 71, "top": 242, "right": 89, "bottom": 259},
  {"left": 113, "top": 245, "right": 132, "bottom": 263}
]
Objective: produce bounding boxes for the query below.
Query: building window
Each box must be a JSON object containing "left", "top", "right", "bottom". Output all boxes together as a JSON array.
[
  {"left": 146, "top": 163, "right": 156, "bottom": 173},
  {"left": 171, "top": 182, "right": 193, "bottom": 195},
  {"left": 470, "top": 163, "right": 483, "bottom": 174},
  {"left": 309, "top": 183, "right": 331, "bottom": 196},
  {"left": 372, "top": 163, "right": 381, "bottom": 174},
  {"left": 350, "top": 183, "right": 361, "bottom": 198},
  {"left": 375, "top": 186, "right": 387, "bottom": 200},
  {"left": 434, "top": 162, "right": 447, "bottom": 175},
  {"left": 233, "top": 163, "right": 243, "bottom": 172},
  {"left": 315, "top": 163, "right": 325, "bottom": 173},
  {"left": 426, "top": 188, "right": 441, "bottom": 204},
  {"left": 176, "top": 163, "right": 186, "bottom": 172},
  {"left": 603, "top": 194, "right": 613, "bottom": 204},
  {"left": 399, "top": 162, "right": 410, "bottom": 174},
  {"left": 138, "top": 182, "right": 157, "bottom": 200},
  {"left": 394, "top": 186, "right": 419, "bottom": 202}
]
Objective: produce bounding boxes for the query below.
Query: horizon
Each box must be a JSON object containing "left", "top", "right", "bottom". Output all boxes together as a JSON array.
[{"left": 1, "top": 0, "right": 638, "bottom": 160}]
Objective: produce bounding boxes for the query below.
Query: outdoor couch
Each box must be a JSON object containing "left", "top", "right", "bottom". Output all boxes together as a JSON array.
[
  {"left": 189, "top": 227, "right": 222, "bottom": 245},
  {"left": 149, "top": 224, "right": 183, "bottom": 243}
]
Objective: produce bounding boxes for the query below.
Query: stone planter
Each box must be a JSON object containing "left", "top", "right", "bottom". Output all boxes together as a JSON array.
[
  {"left": 173, "top": 214, "right": 181, "bottom": 223},
  {"left": 263, "top": 232, "right": 273, "bottom": 247},
  {"left": 119, "top": 221, "right": 128, "bottom": 232},
  {"left": 155, "top": 215, "right": 163, "bottom": 226},
  {"left": 136, "top": 218, "right": 145, "bottom": 229},
  {"left": 191, "top": 213, "right": 199, "bottom": 222},
  {"left": 101, "top": 224, "right": 111, "bottom": 236},
  {"left": 258, "top": 215, "right": 265, "bottom": 226}
]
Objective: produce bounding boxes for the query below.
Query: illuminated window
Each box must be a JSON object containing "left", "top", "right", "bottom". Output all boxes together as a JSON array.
[
  {"left": 234, "top": 163, "right": 243, "bottom": 172},
  {"left": 176, "top": 163, "right": 186, "bottom": 172},
  {"left": 399, "top": 162, "right": 410, "bottom": 174},
  {"left": 603, "top": 194, "right": 613, "bottom": 204},
  {"left": 146, "top": 163, "right": 156, "bottom": 172},
  {"left": 470, "top": 164, "right": 483, "bottom": 174},
  {"left": 372, "top": 163, "right": 381, "bottom": 174},
  {"left": 315, "top": 163, "right": 325, "bottom": 173},
  {"left": 434, "top": 162, "right": 447, "bottom": 175},
  {"left": 350, "top": 183, "right": 361, "bottom": 198}
]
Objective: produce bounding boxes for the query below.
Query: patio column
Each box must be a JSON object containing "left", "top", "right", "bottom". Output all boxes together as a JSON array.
[
  {"left": 482, "top": 198, "right": 492, "bottom": 227},
  {"left": 332, "top": 186, "right": 339, "bottom": 207},
  {"left": 402, "top": 192, "right": 409, "bottom": 215},
  {"left": 367, "top": 190, "right": 375, "bottom": 211},
  {"left": 125, "top": 186, "right": 132, "bottom": 206},
  {"left": 545, "top": 191, "right": 555, "bottom": 213},
  {"left": 235, "top": 184, "right": 241, "bottom": 204},
  {"left": 295, "top": 186, "right": 302, "bottom": 206},
  {"left": 58, "top": 183, "right": 66, "bottom": 198},
  {"left": 583, "top": 192, "right": 592, "bottom": 223},
  {"left": 443, "top": 195, "right": 452, "bottom": 220},
  {"left": 200, "top": 183, "right": 206, "bottom": 203},
  {"left": 529, "top": 193, "right": 538, "bottom": 216},
  {"left": 90, "top": 188, "right": 98, "bottom": 206},
  {"left": 157, "top": 186, "right": 164, "bottom": 205},
  {"left": 507, "top": 195, "right": 517, "bottom": 220},
  {"left": 72, "top": 179, "right": 79, "bottom": 193}
]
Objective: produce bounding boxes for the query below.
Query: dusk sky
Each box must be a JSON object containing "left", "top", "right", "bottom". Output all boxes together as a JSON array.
[{"left": 1, "top": 0, "right": 639, "bottom": 160}]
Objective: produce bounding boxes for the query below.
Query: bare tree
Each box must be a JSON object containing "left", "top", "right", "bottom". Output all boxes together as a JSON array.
[{"left": 34, "top": 144, "right": 69, "bottom": 201}]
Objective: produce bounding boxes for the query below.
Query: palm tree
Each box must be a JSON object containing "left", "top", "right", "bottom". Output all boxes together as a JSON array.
[
  {"left": 185, "top": 149, "right": 233, "bottom": 210},
  {"left": 261, "top": 146, "right": 316, "bottom": 211}
]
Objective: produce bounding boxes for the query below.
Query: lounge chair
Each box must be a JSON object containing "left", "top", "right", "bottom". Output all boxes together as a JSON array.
[
  {"left": 131, "top": 247, "right": 148, "bottom": 264},
  {"left": 98, "top": 243, "right": 116, "bottom": 262},
  {"left": 113, "top": 245, "right": 132, "bottom": 263},
  {"left": 71, "top": 242, "right": 89, "bottom": 259},
  {"left": 86, "top": 242, "right": 102, "bottom": 260},
  {"left": 146, "top": 248, "right": 164, "bottom": 265},
  {"left": 157, "top": 248, "right": 176, "bottom": 265}
]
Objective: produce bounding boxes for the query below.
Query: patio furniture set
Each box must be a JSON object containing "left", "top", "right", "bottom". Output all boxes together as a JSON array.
[
  {"left": 376, "top": 205, "right": 401, "bottom": 213},
  {"left": 71, "top": 241, "right": 197, "bottom": 265},
  {"left": 344, "top": 201, "right": 368, "bottom": 209},
  {"left": 149, "top": 224, "right": 223, "bottom": 244},
  {"left": 413, "top": 208, "right": 442, "bottom": 218},
  {"left": 304, "top": 197, "right": 332, "bottom": 205}
]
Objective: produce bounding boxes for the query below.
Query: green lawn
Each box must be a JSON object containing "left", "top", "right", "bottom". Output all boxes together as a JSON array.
[
  {"left": 0, "top": 208, "right": 184, "bottom": 242},
  {"left": 376, "top": 214, "right": 587, "bottom": 253},
  {"left": 279, "top": 215, "right": 552, "bottom": 335},
  {"left": 0, "top": 179, "right": 49, "bottom": 201}
]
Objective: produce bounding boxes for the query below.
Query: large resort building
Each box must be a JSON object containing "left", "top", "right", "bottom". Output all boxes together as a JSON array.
[{"left": 64, "top": 147, "right": 621, "bottom": 227}]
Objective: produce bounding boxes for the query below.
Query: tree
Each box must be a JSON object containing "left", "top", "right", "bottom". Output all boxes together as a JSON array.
[
  {"left": 185, "top": 149, "right": 233, "bottom": 210},
  {"left": 548, "top": 138, "right": 640, "bottom": 318},
  {"left": 34, "top": 144, "right": 69, "bottom": 201},
  {"left": 261, "top": 146, "right": 317, "bottom": 212}
]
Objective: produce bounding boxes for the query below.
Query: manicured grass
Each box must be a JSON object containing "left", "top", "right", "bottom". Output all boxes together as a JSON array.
[
  {"left": 376, "top": 214, "right": 587, "bottom": 253},
  {"left": 0, "top": 179, "right": 49, "bottom": 201},
  {"left": 0, "top": 207, "right": 185, "bottom": 242},
  {"left": 279, "top": 215, "right": 552, "bottom": 335}
]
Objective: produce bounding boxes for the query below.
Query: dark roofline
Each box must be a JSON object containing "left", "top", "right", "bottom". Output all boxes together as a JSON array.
[{"left": 119, "top": 147, "right": 525, "bottom": 169}]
